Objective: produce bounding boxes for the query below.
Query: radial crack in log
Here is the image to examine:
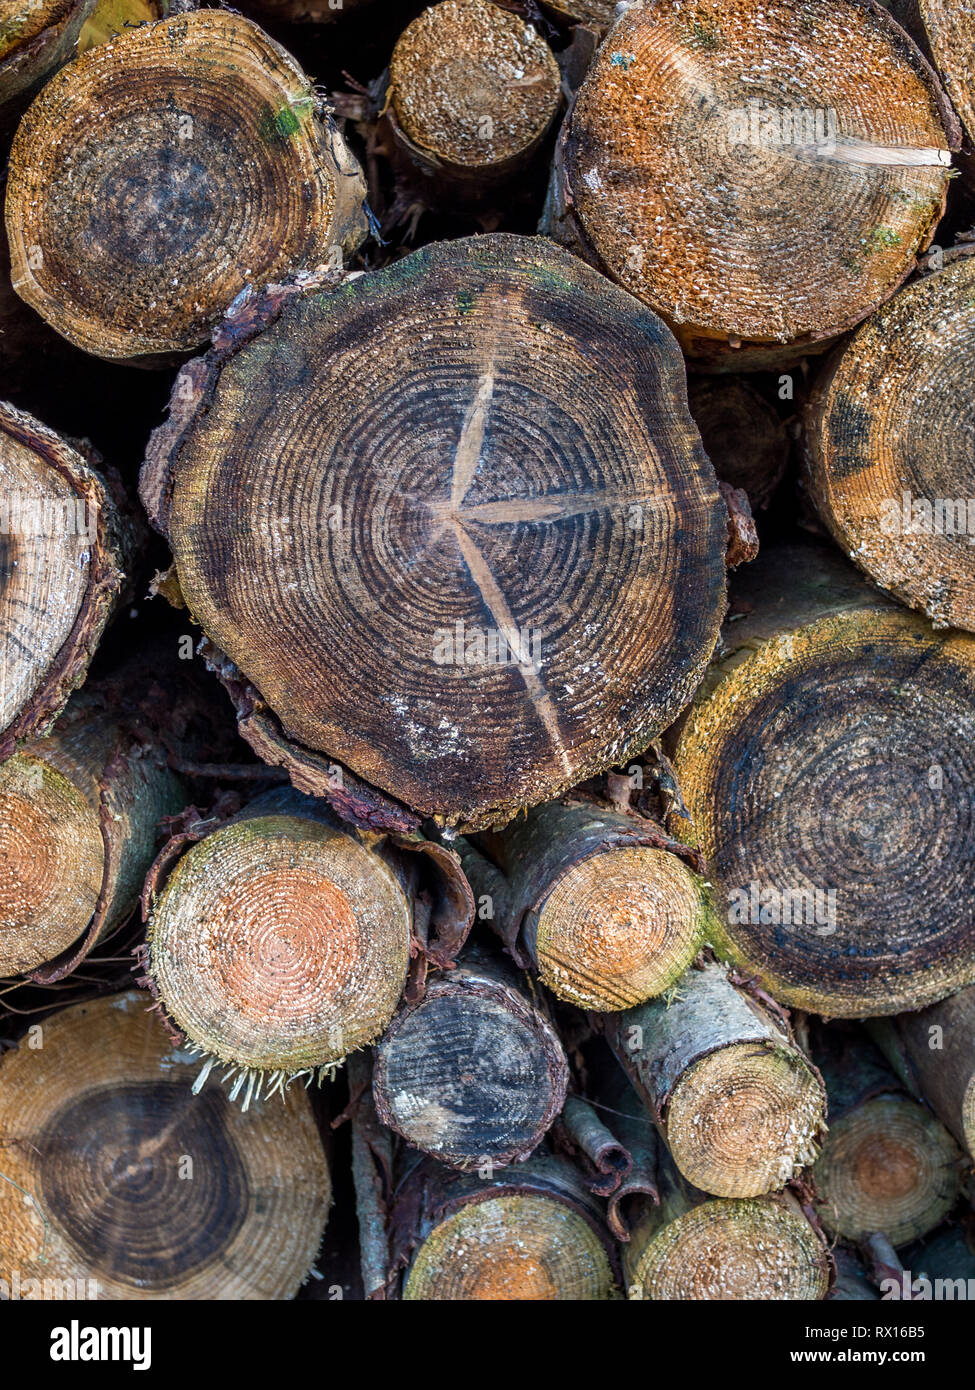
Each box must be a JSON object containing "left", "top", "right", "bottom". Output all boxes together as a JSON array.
[
  {"left": 4, "top": 9, "right": 367, "bottom": 362},
  {"left": 0, "top": 991, "right": 331, "bottom": 1299},
  {"left": 143, "top": 233, "right": 728, "bottom": 830}
]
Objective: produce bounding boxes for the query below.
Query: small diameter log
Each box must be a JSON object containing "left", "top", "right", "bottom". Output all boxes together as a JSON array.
[
  {"left": 142, "top": 233, "right": 727, "bottom": 831},
  {"left": 144, "top": 787, "right": 460, "bottom": 1100},
  {"left": 811, "top": 1027, "right": 962, "bottom": 1247},
  {"left": 372, "top": 946, "right": 567, "bottom": 1168},
  {"left": 386, "top": 0, "right": 561, "bottom": 194},
  {"left": 0, "top": 991, "right": 331, "bottom": 1299},
  {"left": 459, "top": 800, "right": 712, "bottom": 1011},
  {"left": 671, "top": 539, "right": 975, "bottom": 1017},
  {"left": 0, "top": 402, "right": 133, "bottom": 759},
  {"left": 624, "top": 1152, "right": 829, "bottom": 1300},
  {"left": 395, "top": 1155, "right": 618, "bottom": 1299},
  {"left": 867, "top": 986, "right": 975, "bottom": 1159},
  {"left": 688, "top": 376, "right": 790, "bottom": 511},
  {"left": 0, "top": 0, "right": 94, "bottom": 136},
  {"left": 544, "top": 0, "right": 957, "bottom": 368},
  {"left": 804, "top": 250, "right": 975, "bottom": 632},
  {"left": 0, "top": 686, "right": 184, "bottom": 979},
  {"left": 606, "top": 960, "right": 825, "bottom": 1198},
  {"left": 5, "top": 10, "right": 367, "bottom": 363}
]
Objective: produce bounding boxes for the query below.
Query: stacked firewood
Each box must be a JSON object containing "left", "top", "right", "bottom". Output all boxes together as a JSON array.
[{"left": 0, "top": 0, "right": 973, "bottom": 1302}]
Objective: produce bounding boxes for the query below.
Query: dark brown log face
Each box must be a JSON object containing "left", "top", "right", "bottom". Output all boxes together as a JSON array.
[
  {"left": 554, "top": 0, "right": 957, "bottom": 363},
  {"left": 4, "top": 10, "right": 366, "bottom": 362},
  {"left": 0, "top": 992, "right": 332, "bottom": 1299},
  {"left": 805, "top": 254, "right": 975, "bottom": 633},
  {"left": 688, "top": 377, "right": 790, "bottom": 510},
  {"left": 153, "top": 234, "right": 727, "bottom": 828},
  {"left": 674, "top": 544, "right": 975, "bottom": 1017}
]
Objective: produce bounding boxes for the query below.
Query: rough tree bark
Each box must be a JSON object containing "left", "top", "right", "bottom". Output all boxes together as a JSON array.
[
  {"left": 605, "top": 959, "right": 826, "bottom": 1199},
  {"left": 384, "top": 0, "right": 562, "bottom": 205},
  {"left": 867, "top": 987, "right": 975, "bottom": 1159},
  {"left": 623, "top": 1148, "right": 830, "bottom": 1301},
  {"left": 804, "top": 248, "right": 975, "bottom": 633},
  {"left": 390, "top": 1153, "right": 619, "bottom": 1299},
  {"left": 915, "top": 1, "right": 975, "bottom": 157},
  {"left": 542, "top": 0, "right": 958, "bottom": 368},
  {"left": 142, "top": 786, "right": 473, "bottom": 1104},
  {"left": 688, "top": 376, "right": 790, "bottom": 511},
  {"left": 0, "top": 991, "right": 332, "bottom": 1299},
  {"left": 140, "top": 233, "right": 729, "bottom": 831},
  {"left": 0, "top": 0, "right": 95, "bottom": 138},
  {"left": 4, "top": 9, "right": 367, "bottom": 362},
  {"left": 810, "top": 1026, "right": 962, "bottom": 1247},
  {"left": 0, "top": 401, "right": 134, "bottom": 760},
  {"left": 458, "top": 799, "right": 713, "bottom": 1011},
  {"left": 670, "top": 539, "right": 975, "bottom": 1017}
]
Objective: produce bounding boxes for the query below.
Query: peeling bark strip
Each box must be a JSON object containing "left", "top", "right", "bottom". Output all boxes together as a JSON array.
[
  {"left": 144, "top": 786, "right": 473, "bottom": 1100},
  {"left": 390, "top": 1154, "right": 619, "bottom": 1299},
  {"left": 544, "top": 0, "right": 958, "bottom": 368},
  {"left": 0, "top": 991, "right": 331, "bottom": 1299},
  {"left": 0, "top": 402, "right": 134, "bottom": 761},
  {"left": 809, "top": 1027, "right": 962, "bottom": 1248},
  {"left": 143, "top": 233, "right": 728, "bottom": 830},
  {"left": 606, "top": 960, "right": 825, "bottom": 1199},
  {"left": 867, "top": 986, "right": 975, "bottom": 1160},
  {"left": 804, "top": 251, "right": 975, "bottom": 633},
  {"left": 672, "top": 540, "right": 975, "bottom": 1018},
  {"left": 372, "top": 946, "right": 568, "bottom": 1168},
  {"left": 688, "top": 377, "right": 790, "bottom": 511},
  {"left": 459, "top": 800, "right": 712, "bottom": 1010},
  {"left": 4, "top": 10, "right": 367, "bottom": 363},
  {"left": 0, "top": 686, "right": 185, "bottom": 981},
  {"left": 385, "top": 0, "right": 561, "bottom": 195},
  {"left": 625, "top": 1151, "right": 830, "bottom": 1301}
]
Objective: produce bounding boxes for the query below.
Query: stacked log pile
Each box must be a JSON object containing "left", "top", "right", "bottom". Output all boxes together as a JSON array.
[{"left": 1, "top": 0, "right": 975, "bottom": 1305}]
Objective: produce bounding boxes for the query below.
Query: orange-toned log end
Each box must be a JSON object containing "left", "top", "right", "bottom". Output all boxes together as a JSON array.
[
  {"left": 532, "top": 847, "right": 708, "bottom": 1010},
  {"left": 0, "top": 991, "right": 331, "bottom": 1299},
  {"left": 0, "top": 0, "right": 93, "bottom": 133},
  {"left": 0, "top": 402, "right": 129, "bottom": 759},
  {"left": 920, "top": 0, "right": 975, "bottom": 148},
  {"left": 4, "top": 9, "right": 366, "bottom": 362},
  {"left": 147, "top": 807, "right": 412, "bottom": 1086},
  {"left": 157, "top": 233, "right": 727, "bottom": 829},
  {"left": 403, "top": 1192, "right": 615, "bottom": 1300},
  {"left": 0, "top": 753, "right": 102, "bottom": 976},
  {"left": 689, "top": 376, "right": 790, "bottom": 510},
  {"left": 813, "top": 1096, "right": 962, "bottom": 1247},
  {"left": 556, "top": 0, "right": 957, "bottom": 365},
  {"left": 626, "top": 1195, "right": 830, "bottom": 1300},
  {"left": 372, "top": 956, "right": 568, "bottom": 1167},
  {"left": 389, "top": 0, "right": 561, "bottom": 177},
  {"left": 804, "top": 253, "right": 975, "bottom": 632}
]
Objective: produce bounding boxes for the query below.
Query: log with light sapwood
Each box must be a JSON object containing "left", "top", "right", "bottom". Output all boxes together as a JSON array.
[
  {"left": 688, "top": 376, "right": 790, "bottom": 511},
  {"left": 811, "top": 1026, "right": 962, "bottom": 1247},
  {"left": 671, "top": 540, "right": 975, "bottom": 1017},
  {"left": 543, "top": 0, "right": 958, "bottom": 369},
  {"left": 141, "top": 233, "right": 729, "bottom": 831},
  {"left": 385, "top": 0, "right": 561, "bottom": 201},
  {"left": 4, "top": 9, "right": 366, "bottom": 363},
  {"left": 391, "top": 1153, "right": 619, "bottom": 1299},
  {"left": 0, "top": 682, "right": 187, "bottom": 981},
  {"left": 0, "top": 991, "right": 331, "bottom": 1299},
  {"left": 372, "top": 945, "right": 567, "bottom": 1168},
  {"left": 624, "top": 1150, "right": 830, "bottom": 1301},
  {"left": 0, "top": 402, "right": 134, "bottom": 761},
  {"left": 458, "top": 799, "right": 713, "bottom": 1011},
  {"left": 0, "top": 0, "right": 94, "bottom": 136},
  {"left": 142, "top": 787, "right": 472, "bottom": 1104},
  {"left": 605, "top": 959, "right": 826, "bottom": 1198},
  {"left": 867, "top": 987, "right": 975, "bottom": 1159},
  {"left": 804, "top": 249, "right": 975, "bottom": 632}
]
